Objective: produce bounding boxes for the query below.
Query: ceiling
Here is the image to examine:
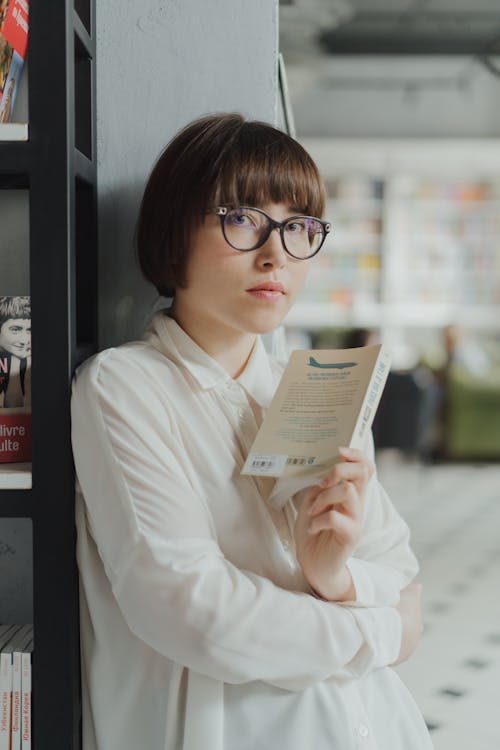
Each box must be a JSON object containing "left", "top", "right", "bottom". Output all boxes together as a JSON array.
[{"left": 280, "top": 0, "right": 500, "bottom": 63}]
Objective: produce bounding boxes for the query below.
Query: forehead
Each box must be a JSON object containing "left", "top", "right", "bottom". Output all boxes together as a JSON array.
[{"left": 1, "top": 318, "right": 30, "bottom": 329}]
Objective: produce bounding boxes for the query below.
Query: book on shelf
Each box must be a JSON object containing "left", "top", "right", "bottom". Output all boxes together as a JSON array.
[
  {"left": 242, "top": 344, "right": 391, "bottom": 509},
  {"left": 0, "top": 297, "right": 31, "bottom": 463},
  {"left": 0, "top": 0, "right": 28, "bottom": 125},
  {"left": 0, "top": 624, "right": 33, "bottom": 750},
  {"left": 20, "top": 636, "right": 32, "bottom": 750}
]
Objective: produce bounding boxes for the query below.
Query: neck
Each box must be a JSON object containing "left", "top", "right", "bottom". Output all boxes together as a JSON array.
[{"left": 169, "top": 303, "right": 256, "bottom": 379}]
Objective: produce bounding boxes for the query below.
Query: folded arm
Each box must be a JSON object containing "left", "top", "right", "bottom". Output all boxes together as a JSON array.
[{"left": 71, "top": 350, "right": 402, "bottom": 692}]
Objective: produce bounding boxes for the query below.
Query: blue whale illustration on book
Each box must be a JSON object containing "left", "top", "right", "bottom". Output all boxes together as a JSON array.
[{"left": 308, "top": 356, "right": 358, "bottom": 369}]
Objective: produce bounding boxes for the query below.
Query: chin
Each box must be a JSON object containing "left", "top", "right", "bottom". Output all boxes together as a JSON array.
[{"left": 243, "top": 313, "right": 288, "bottom": 336}]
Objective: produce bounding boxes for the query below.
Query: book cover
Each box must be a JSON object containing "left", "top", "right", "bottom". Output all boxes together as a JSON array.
[
  {"left": 242, "top": 344, "right": 391, "bottom": 508},
  {"left": 0, "top": 297, "right": 31, "bottom": 463},
  {"left": 20, "top": 639, "right": 32, "bottom": 750},
  {"left": 11, "top": 626, "right": 32, "bottom": 750},
  {"left": 0, "top": 625, "right": 29, "bottom": 750},
  {"left": 0, "top": 0, "right": 28, "bottom": 124}
]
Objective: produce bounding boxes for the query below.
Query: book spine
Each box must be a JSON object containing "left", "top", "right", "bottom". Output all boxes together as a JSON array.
[
  {"left": 350, "top": 347, "right": 391, "bottom": 450},
  {"left": 20, "top": 652, "right": 31, "bottom": 750},
  {"left": 11, "top": 652, "right": 22, "bottom": 750},
  {"left": 0, "top": 653, "right": 12, "bottom": 750}
]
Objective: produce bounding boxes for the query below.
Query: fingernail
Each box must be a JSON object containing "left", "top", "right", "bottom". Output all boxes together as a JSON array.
[{"left": 339, "top": 446, "right": 352, "bottom": 455}]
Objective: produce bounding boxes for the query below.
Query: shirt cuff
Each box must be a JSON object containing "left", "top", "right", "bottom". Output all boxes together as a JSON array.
[
  {"left": 345, "top": 557, "right": 404, "bottom": 608},
  {"left": 350, "top": 605, "right": 402, "bottom": 669}
]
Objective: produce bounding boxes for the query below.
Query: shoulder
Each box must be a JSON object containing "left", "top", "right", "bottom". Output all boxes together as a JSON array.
[
  {"left": 71, "top": 340, "right": 183, "bottom": 412},
  {"left": 73, "top": 341, "right": 155, "bottom": 387}
]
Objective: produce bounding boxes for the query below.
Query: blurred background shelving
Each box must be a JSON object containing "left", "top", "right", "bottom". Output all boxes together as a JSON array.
[
  {"left": 285, "top": 138, "right": 500, "bottom": 347},
  {"left": 279, "top": 2, "right": 500, "bottom": 468},
  {"left": 279, "top": 4, "right": 500, "bottom": 744}
]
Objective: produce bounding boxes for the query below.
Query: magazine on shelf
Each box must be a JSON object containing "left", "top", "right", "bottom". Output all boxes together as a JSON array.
[
  {"left": 0, "top": 296, "right": 31, "bottom": 463},
  {"left": 0, "top": 624, "right": 32, "bottom": 750},
  {"left": 242, "top": 344, "right": 391, "bottom": 509},
  {"left": 0, "top": 0, "right": 29, "bottom": 124}
]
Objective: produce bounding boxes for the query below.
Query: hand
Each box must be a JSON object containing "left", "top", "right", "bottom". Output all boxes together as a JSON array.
[
  {"left": 392, "top": 582, "right": 424, "bottom": 666},
  {"left": 294, "top": 447, "right": 375, "bottom": 601}
]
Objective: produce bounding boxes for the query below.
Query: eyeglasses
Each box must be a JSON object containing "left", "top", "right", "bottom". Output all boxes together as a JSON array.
[{"left": 208, "top": 206, "right": 331, "bottom": 260}]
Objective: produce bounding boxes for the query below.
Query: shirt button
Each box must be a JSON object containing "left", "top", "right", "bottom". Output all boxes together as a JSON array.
[
  {"left": 358, "top": 724, "right": 369, "bottom": 739},
  {"left": 281, "top": 538, "right": 290, "bottom": 551}
]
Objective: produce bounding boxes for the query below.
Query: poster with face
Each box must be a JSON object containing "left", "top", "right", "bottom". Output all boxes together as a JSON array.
[{"left": 0, "top": 297, "right": 31, "bottom": 462}]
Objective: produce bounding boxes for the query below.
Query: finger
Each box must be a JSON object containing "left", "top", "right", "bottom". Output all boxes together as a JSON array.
[
  {"left": 309, "top": 480, "right": 360, "bottom": 519},
  {"left": 320, "top": 459, "right": 374, "bottom": 492},
  {"left": 338, "top": 446, "right": 366, "bottom": 462},
  {"left": 308, "top": 508, "right": 356, "bottom": 537}
]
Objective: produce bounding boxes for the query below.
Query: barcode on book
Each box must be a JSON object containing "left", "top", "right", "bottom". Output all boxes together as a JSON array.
[
  {"left": 286, "top": 457, "right": 316, "bottom": 466},
  {"left": 243, "top": 453, "right": 288, "bottom": 476}
]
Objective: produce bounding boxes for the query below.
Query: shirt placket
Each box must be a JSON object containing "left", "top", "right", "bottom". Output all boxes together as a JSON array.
[
  {"left": 219, "top": 381, "right": 299, "bottom": 572},
  {"left": 342, "top": 681, "right": 379, "bottom": 750}
]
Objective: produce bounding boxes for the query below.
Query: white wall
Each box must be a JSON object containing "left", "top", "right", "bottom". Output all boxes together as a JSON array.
[{"left": 97, "top": 0, "right": 279, "bottom": 347}]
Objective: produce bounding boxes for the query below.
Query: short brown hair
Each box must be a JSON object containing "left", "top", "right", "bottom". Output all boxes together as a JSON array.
[{"left": 136, "top": 113, "right": 326, "bottom": 297}]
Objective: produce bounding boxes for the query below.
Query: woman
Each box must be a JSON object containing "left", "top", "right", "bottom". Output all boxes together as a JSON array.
[{"left": 71, "top": 113, "right": 432, "bottom": 750}]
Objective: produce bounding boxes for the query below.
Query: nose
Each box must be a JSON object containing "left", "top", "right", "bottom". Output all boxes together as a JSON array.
[{"left": 255, "top": 226, "right": 287, "bottom": 269}]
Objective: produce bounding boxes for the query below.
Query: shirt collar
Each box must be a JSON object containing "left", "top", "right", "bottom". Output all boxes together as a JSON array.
[{"left": 144, "top": 310, "right": 277, "bottom": 407}]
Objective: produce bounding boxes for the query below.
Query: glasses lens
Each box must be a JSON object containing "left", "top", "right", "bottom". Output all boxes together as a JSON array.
[
  {"left": 223, "top": 207, "right": 268, "bottom": 250},
  {"left": 283, "top": 217, "right": 324, "bottom": 258}
]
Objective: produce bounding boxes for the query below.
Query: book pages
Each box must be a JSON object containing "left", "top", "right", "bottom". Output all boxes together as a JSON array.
[{"left": 242, "top": 344, "right": 391, "bottom": 509}]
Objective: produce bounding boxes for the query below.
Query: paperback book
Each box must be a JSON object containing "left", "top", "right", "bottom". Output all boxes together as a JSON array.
[
  {"left": 242, "top": 344, "right": 391, "bottom": 509},
  {"left": 0, "top": 0, "right": 28, "bottom": 124},
  {"left": 0, "top": 296, "right": 31, "bottom": 462},
  {"left": 0, "top": 624, "right": 33, "bottom": 750}
]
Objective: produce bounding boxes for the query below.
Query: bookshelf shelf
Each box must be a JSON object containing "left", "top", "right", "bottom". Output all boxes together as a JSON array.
[
  {"left": 0, "top": 464, "right": 32, "bottom": 490},
  {"left": 0, "top": 123, "right": 29, "bottom": 141},
  {"left": 0, "top": 2, "right": 97, "bottom": 748},
  {"left": 285, "top": 302, "right": 500, "bottom": 331}
]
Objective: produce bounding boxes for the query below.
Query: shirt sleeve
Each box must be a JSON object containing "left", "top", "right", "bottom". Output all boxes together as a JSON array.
[
  {"left": 71, "top": 349, "right": 402, "bottom": 692},
  {"left": 344, "top": 433, "right": 419, "bottom": 608}
]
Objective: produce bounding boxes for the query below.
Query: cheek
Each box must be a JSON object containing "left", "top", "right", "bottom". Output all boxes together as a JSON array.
[{"left": 290, "top": 261, "right": 310, "bottom": 290}]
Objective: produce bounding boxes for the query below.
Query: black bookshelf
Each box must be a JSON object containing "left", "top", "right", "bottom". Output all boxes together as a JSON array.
[{"left": 0, "top": 0, "right": 97, "bottom": 747}]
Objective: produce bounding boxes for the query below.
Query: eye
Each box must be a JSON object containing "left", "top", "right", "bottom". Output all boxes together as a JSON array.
[
  {"left": 286, "top": 219, "right": 307, "bottom": 233},
  {"left": 226, "top": 209, "right": 257, "bottom": 228}
]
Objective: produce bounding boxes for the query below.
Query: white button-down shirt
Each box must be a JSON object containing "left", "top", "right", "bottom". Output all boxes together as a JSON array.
[{"left": 71, "top": 311, "right": 433, "bottom": 750}]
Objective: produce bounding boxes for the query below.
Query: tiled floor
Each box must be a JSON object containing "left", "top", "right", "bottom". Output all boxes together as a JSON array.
[{"left": 377, "top": 453, "right": 500, "bottom": 750}]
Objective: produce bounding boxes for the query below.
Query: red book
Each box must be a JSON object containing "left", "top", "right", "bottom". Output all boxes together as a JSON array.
[
  {"left": 0, "top": 409, "right": 31, "bottom": 462},
  {"left": 0, "top": 0, "right": 29, "bottom": 124}
]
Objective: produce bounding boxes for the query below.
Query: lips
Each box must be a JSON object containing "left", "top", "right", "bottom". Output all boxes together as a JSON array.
[
  {"left": 246, "top": 281, "right": 286, "bottom": 303},
  {"left": 247, "top": 282, "right": 285, "bottom": 293}
]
